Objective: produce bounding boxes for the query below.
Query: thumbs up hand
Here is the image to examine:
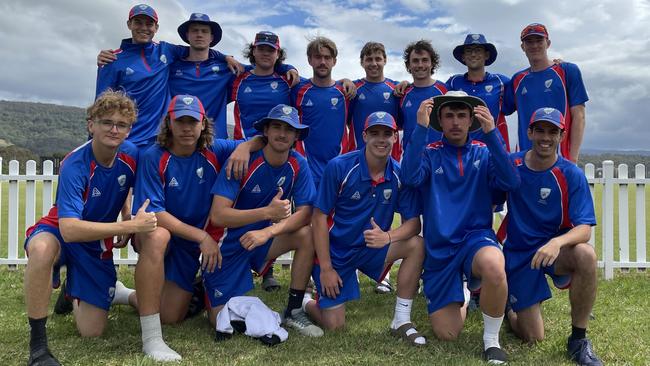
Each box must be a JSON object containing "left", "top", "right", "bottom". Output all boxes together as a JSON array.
[
  {"left": 266, "top": 187, "right": 291, "bottom": 222},
  {"left": 132, "top": 199, "right": 157, "bottom": 233},
  {"left": 364, "top": 217, "right": 391, "bottom": 248}
]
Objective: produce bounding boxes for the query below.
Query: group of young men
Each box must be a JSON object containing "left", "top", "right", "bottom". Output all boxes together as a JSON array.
[{"left": 23, "top": 3, "right": 602, "bottom": 366}]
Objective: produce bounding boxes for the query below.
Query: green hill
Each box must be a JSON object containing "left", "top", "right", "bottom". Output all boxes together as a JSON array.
[{"left": 0, "top": 100, "right": 87, "bottom": 158}]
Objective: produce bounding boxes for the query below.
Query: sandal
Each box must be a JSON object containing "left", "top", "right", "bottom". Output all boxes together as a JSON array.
[{"left": 390, "top": 322, "right": 426, "bottom": 346}]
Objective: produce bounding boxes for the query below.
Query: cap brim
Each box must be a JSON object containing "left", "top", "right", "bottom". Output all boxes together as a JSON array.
[
  {"left": 254, "top": 41, "right": 279, "bottom": 49},
  {"left": 177, "top": 20, "right": 223, "bottom": 47},
  {"left": 452, "top": 43, "right": 498, "bottom": 66},
  {"left": 521, "top": 32, "right": 547, "bottom": 40},
  {"left": 429, "top": 95, "right": 486, "bottom": 132},
  {"left": 253, "top": 117, "right": 309, "bottom": 140}
]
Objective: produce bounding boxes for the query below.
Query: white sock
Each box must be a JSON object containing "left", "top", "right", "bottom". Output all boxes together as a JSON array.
[
  {"left": 301, "top": 293, "right": 314, "bottom": 312},
  {"left": 391, "top": 297, "right": 412, "bottom": 329},
  {"left": 482, "top": 312, "right": 504, "bottom": 350},
  {"left": 111, "top": 280, "right": 134, "bottom": 305},
  {"left": 391, "top": 297, "right": 425, "bottom": 345},
  {"left": 140, "top": 313, "right": 182, "bottom": 361}
]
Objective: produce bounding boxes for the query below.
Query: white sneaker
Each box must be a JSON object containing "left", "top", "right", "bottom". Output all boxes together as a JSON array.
[{"left": 283, "top": 308, "right": 324, "bottom": 337}]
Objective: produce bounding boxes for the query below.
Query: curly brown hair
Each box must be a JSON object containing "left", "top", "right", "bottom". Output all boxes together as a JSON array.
[
  {"left": 87, "top": 89, "right": 137, "bottom": 123},
  {"left": 156, "top": 114, "right": 214, "bottom": 151},
  {"left": 403, "top": 40, "right": 440, "bottom": 75},
  {"left": 244, "top": 43, "right": 287, "bottom": 69}
]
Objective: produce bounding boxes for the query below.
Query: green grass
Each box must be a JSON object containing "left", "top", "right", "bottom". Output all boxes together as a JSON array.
[{"left": 1, "top": 266, "right": 648, "bottom": 365}]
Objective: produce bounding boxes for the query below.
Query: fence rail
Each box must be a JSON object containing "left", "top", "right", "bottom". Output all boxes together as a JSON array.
[{"left": 1, "top": 158, "right": 648, "bottom": 279}]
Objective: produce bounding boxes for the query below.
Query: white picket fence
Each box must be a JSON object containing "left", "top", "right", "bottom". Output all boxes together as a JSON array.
[{"left": 1, "top": 158, "right": 648, "bottom": 279}]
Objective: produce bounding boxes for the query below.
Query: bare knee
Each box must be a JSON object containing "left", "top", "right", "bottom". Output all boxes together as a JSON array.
[
  {"left": 476, "top": 252, "right": 506, "bottom": 285},
  {"left": 406, "top": 235, "right": 425, "bottom": 257},
  {"left": 323, "top": 317, "right": 345, "bottom": 331},
  {"left": 78, "top": 324, "right": 106, "bottom": 338},
  {"left": 26, "top": 239, "right": 59, "bottom": 267},
  {"left": 522, "top": 328, "right": 545, "bottom": 343},
  {"left": 136, "top": 228, "right": 170, "bottom": 258},
  {"left": 573, "top": 244, "right": 597, "bottom": 272}
]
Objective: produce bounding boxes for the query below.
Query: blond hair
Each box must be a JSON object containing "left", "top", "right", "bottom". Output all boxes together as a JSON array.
[{"left": 87, "top": 89, "right": 137, "bottom": 123}]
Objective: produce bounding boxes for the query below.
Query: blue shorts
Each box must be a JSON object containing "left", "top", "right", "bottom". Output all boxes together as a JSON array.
[
  {"left": 164, "top": 236, "right": 202, "bottom": 293},
  {"left": 25, "top": 224, "right": 116, "bottom": 311},
  {"left": 504, "top": 248, "right": 571, "bottom": 312},
  {"left": 312, "top": 245, "right": 391, "bottom": 309},
  {"left": 423, "top": 231, "right": 500, "bottom": 314},
  {"left": 202, "top": 239, "right": 273, "bottom": 308}
]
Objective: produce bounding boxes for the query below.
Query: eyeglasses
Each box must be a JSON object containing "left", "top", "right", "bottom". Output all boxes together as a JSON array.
[{"left": 96, "top": 119, "right": 132, "bottom": 133}]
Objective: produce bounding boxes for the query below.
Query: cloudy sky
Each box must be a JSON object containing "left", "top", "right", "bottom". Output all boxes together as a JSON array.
[{"left": 1, "top": 0, "right": 649, "bottom": 151}]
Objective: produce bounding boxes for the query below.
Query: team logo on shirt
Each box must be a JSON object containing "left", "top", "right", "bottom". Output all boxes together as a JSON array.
[
  {"left": 277, "top": 176, "right": 286, "bottom": 186},
  {"left": 214, "top": 289, "right": 223, "bottom": 298},
  {"left": 540, "top": 187, "right": 551, "bottom": 200},
  {"left": 521, "top": 87, "right": 528, "bottom": 95},
  {"left": 435, "top": 166, "right": 444, "bottom": 175},
  {"left": 485, "top": 85, "right": 493, "bottom": 93},
  {"left": 359, "top": 93, "right": 366, "bottom": 100},
  {"left": 212, "top": 66, "right": 219, "bottom": 73},
  {"left": 305, "top": 99, "right": 313, "bottom": 107},
  {"left": 91, "top": 187, "right": 102, "bottom": 197},
  {"left": 405, "top": 100, "right": 412, "bottom": 108},
  {"left": 160, "top": 55, "right": 167, "bottom": 64},
  {"left": 270, "top": 81, "right": 278, "bottom": 90},
  {"left": 509, "top": 294, "right": 518, "bottom": 304},
  {"left": 183, "top": 97, "right": 194, "bottom": 105},
  {"left": 544, "top": 79, "right": 553, "bottom": 89},
  {"left": 383, "top": 92, "right": 391, "bottom": 101},
  {"left": 252, "top": 184, "right": 261, "bottom": 193},
  {"left": 382, "top": 189, "right": 392, "bottom": 203},
  {"left": 108, "top": 286, "right": 115, "bottom": 298},
  {"left": 118, "top": 174, "right": 126, "bottom": 186},
  {"left": 175, "top": 69, "right": 183, "bottom": 76},
  {"left": 196, "top": 167, "right": 204, "bottom": 179},
  {"left": 125, "top": 67, "right": 134, "bottom": 75},
  {"left": 473, "top": 160, "right": 481, "bottom": 169},
  {"left": 351, "top": 191, "right": 361, "bottom": 200},
  {"left": 169, "top": 177, "right": 179, "bottom": 187},
  {"left": 330, "top": 98, "right": 339, "bottom": 109},
  {"left": 244, "top": 86, "right": 252, "bottom": 93}
]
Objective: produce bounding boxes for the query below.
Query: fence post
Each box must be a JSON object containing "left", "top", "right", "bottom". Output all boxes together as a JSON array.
[
  {"left": 42, "top": 160, "right": 54, "bottom": 216},
  {"left": 584, "top": 163, "right": 596, "bottom": 248},
  {"left": 0, "top": 156, "right": 3, "bottom": 251},
  {"left": 618, "top": 164, "right": 629, "bottom": 268},
  {"left": 25, "top": 160, "right": 37, "bottom": 232},
  {"left": 602, "top": 161, "right": 614, "bottom": 280},
  {"left": 8, "top": 160, "right": 20, "bottom": 269},
  {"left": 635, "top": 164, "right": 646, "bottom": 266}
]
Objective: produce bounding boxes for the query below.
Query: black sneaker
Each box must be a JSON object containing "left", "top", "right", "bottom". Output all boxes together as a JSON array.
[
  {"left": 483, "top": 346, "right": 508, "bottom": 364},
  {"left": 28, "top": 347, "right": 61, "bottom": 366},
  {"left": 53, "top": 281, "right": 73, "bottom": 315},
  {"left": 567, "top": 338, "right": 603, "bottom": 366}
]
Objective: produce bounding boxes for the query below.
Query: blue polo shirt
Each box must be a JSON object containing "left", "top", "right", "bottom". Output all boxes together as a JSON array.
[
  {"left": 504, "top": 62, "right": 588, "bottom": 157},
  {"left": 315, "top": 149, "right": 420, "bottom": 266},
  {"left": 348, "top": 78, "right": 400, "bottom": 153},
  {"left": 399, "top": 81, "right": 448, "bottom": 151},
  {"left": 133, "top": 140, "right": 239, "bottom": 245},
  {"left": 292, "top": 78, "right": 350, "bottom": 187},
  {"left": 499, "top": 152, "right": 596, "bottom": 251},
  {"left": 210, "top": 150, "right": 315, "bottom": 258}
]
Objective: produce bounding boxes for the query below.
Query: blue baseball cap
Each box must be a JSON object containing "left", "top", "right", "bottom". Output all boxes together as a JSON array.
[
  {"left": 364, "top": 111, "right": 397, "bottom": 131},
  {"left": 529, "top": 107, "right": 565, "bottom": 130},
  {"left": 177, "top": 13, "right": 222, "bottom": 47},
  {"left": 453, "top": 34, "right": 498, "bottom": 66},
  {"left": 254, "top": 31, "right": 280, "bottom": 49},
  {"left": 128, "top": 4, "right": 158, "bottom": 23},
  {"left": 168, "top": 95, "right": 205, "bottom": 121},
  {"left": 254, "top": 104, "right": 309, "bottom": 140}
]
